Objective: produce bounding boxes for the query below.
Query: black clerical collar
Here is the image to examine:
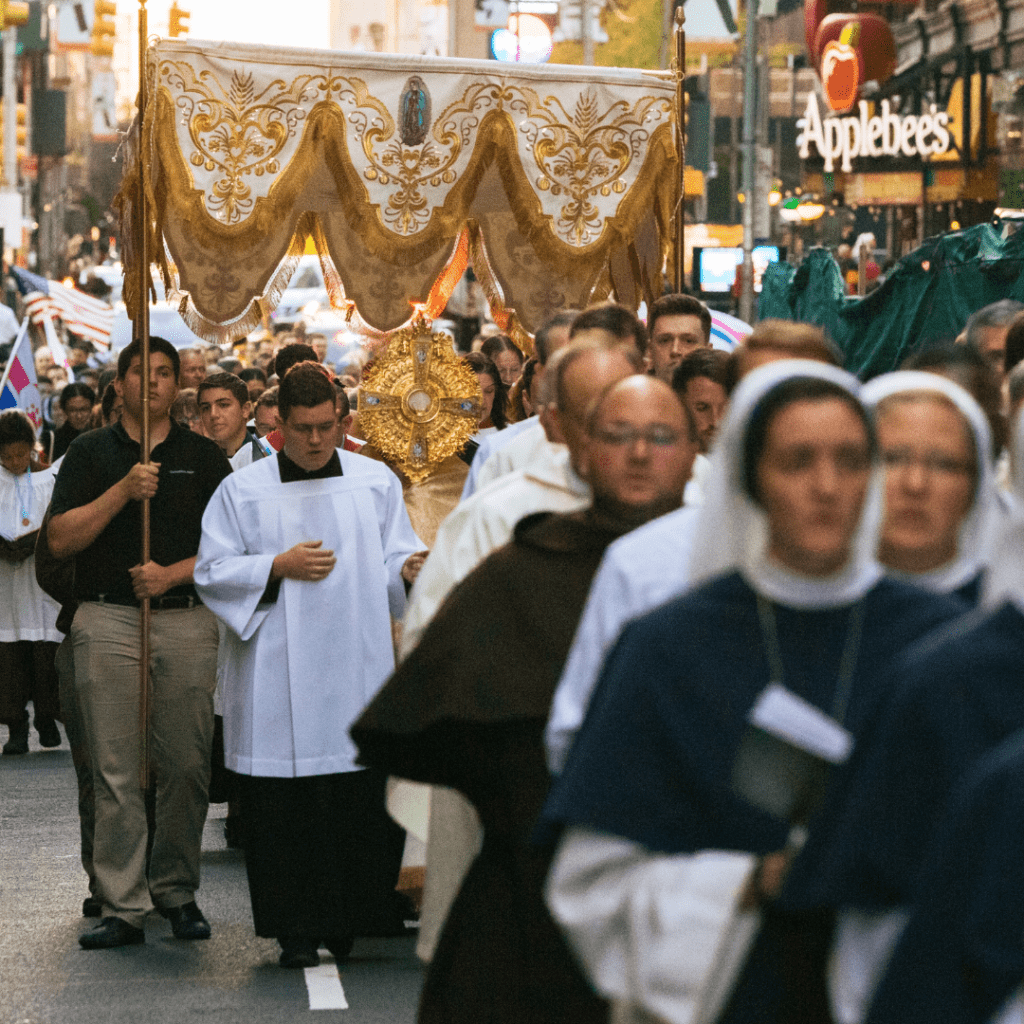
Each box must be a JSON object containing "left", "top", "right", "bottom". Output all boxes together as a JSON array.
[{"left": 277, "top": 449, "right": 343, "bottom": 482}]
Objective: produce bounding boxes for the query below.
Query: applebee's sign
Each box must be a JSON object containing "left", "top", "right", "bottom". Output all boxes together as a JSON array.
[{"left": 797, "top": 92, "right": 952, "bottom": 172}]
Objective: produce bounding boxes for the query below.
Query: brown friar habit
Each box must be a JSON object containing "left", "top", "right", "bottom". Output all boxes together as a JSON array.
[{"left": 352, "top": 508, "right": 631, "bottom": 1024}]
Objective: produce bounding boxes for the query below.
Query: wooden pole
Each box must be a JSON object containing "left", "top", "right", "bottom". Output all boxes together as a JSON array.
[
  {"left": 137, "top": 0, "right": 152, "bottom": 790},
  {"left": 674, "top": 6, "right": 686, "bottom": 292}
]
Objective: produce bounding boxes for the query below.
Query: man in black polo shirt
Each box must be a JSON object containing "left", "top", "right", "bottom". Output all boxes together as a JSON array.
[{"left": 48, "top": 336, "right": 230, "bottom": 950}]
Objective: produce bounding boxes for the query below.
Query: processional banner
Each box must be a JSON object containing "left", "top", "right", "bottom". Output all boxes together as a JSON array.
[{"left": 116, "top": 40, "right": 677, "bottom": 345}]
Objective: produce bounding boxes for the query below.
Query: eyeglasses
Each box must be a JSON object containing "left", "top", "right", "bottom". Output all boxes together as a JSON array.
[
  {"left": 881, "top": 448, "right": 976, "bottom": 478},
  {"left": 593, "top": 426, "right": 682, "bottom": 447}
]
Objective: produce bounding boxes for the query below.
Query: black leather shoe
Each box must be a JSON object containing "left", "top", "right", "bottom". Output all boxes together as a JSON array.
[
  {"left": 160, "top": 901, "right": 211, "bottom": 940},
  {"left": 79, "top": 917, "right": 145, "bottom": 949},
  {"left": 36, "top": 720, "right": 61, "bottom": 747},
  {"left": 323, "top": 935, "right": 354, "bottom": 962},
  {"left": 279, "top": 937, "right": 319, "bottom": 968},
  {"left": 3, "top": 720, "right": 29, "bottom": 756},
  {"left": 82, "top": 896, "right": 103, "bottom": 918}
]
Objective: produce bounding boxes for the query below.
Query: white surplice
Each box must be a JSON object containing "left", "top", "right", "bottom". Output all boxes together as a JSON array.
[
  {"left": 194, "top": 450, "right": 423, "bottom": 778},
  {"left": 0, "top": 463, "right": 61, "bottom": 643}
]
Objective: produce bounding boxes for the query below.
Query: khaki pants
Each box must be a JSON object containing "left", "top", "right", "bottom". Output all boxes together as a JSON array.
[{"left": 69, "top": 602, "right": 218, "bottom": 928}]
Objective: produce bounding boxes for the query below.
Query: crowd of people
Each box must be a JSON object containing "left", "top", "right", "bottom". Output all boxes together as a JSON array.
[{"left": 2, "top": 286, "right": 1024, "bottom": 1024}]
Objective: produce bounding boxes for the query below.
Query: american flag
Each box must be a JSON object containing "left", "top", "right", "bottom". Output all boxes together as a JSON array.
[{"left": 12, "top": 266, "right": 114, "bottom": 349}]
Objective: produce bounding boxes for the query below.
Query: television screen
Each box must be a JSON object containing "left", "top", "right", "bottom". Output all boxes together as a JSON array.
[{"left": 695, "top": 246, "right": 784, "bottom": 294}]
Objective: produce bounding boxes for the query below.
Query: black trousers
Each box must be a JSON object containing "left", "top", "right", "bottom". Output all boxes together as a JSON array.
[
  {"left": 0, "top": 640, "right": 60, "bottom": 727},
  {"left": 237, "top": 768, "right": 408, "bottom": 941}
]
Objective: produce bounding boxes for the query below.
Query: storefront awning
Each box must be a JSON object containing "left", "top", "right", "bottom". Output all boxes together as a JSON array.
[{"left": 116, "top": 40, "right": 678, "bottom": 345}]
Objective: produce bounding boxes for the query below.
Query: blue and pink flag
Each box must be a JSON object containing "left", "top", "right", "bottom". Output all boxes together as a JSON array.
[{"left": 0, "top": 319, "right": 42, "bottom": 435}]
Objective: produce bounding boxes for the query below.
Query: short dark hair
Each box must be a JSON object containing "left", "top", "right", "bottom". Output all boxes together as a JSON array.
[
  {"left": 0, "top": 409, "right": 35, "bottom": 448},
  {"left": 534, "top": 310, "right": 577, "bottom": 365},
  {"left": 901, "top": 342, "right": 1006, "bottom": 458},
  {"left": 1009, "top": 361, "right": 1024, "bottom": 411},
  {"left": 197, "top": 371, "right": 250, "bottom": 409},
  {"left": 462, "top": 351, "right": 508, "bottom": 429},
  {"left": 59, "top": 381, "right": 97, "bottom": 411},
  {"left": 743, "top": 377, "right": 872, "bottom": 504},
  {"left": 570, "top": 304, "right": 649, "bottom": 354},
  {"left": 964, "top": 300, "right": 1024, "bottom": 352},
  {"left": 648, "top": 293, "right": 712, "bottom": 346},
  {"left": 1004, "top": 312, "right": 1024, "bottom": 373},
  {"left": 117, "top": 337, "right": 181, "bottom": 381},
  {"left": 672, "top": 348, "right": 734, "bottom": 397},
  {"left": 239, "top": 367, "right": 267, "bottom": 384},
  {"left": 278, "top": 362, "right": 337, "bottom": 420},
  {"left": 101, "top": 382, "right": 120, "bottom": 422},
  {"left": 333, "top": 379, "right": 351, "bottom": 420},
  {"left": 273, "top": 342, "right": 318, "bottom": 380},
  {"left": 255, "top": 385, "right": 279, "bottom": 411}
]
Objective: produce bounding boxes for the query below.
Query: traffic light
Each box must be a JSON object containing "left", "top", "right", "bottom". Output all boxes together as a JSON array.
[
  {"left": 683, "top": 75, "right": 710, "bottom": 173},
  {"left": 168, "top": 2, "right": 190, "bottom": 37},
  {"left": 91, "top": 0, "right": 116, "bottom": 57},
  {"left": 2, "top": 102, "right": 29, "bottom": 163},
  {"left": 0, "top": 2, "right": 29, "bottom": 28}
]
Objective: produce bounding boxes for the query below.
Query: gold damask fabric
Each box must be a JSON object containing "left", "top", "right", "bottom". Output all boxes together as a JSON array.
[{"left": 116, "top": 40, "right": 677, "bottom": 342}]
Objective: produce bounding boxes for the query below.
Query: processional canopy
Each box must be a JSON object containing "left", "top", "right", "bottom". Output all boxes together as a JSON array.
[{"left": 116, "top": 40, "right": 678, "bottom": 347}]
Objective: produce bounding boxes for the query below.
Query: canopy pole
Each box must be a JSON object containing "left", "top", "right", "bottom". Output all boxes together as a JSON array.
[
  {"left": 137, "top": 0, "right": 152, "bottom": 791},
  {"left": 673, "top": 7, "right": 686, "bottom": 292}
]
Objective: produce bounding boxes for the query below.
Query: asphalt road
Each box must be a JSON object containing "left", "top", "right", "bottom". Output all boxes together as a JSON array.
[{"left": 0, "top": 726, "right": 424, "bottom": 1024}]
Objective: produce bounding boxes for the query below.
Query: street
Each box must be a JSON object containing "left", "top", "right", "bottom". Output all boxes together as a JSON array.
[{"left": 0, "top": 730, "right": 424, "bottom": 1024}]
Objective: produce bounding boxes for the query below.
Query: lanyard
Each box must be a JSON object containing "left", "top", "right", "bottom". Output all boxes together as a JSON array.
[
  {"left": 12, "top": 466, "right": 31, "bottom": 527},
  {"left": 755, "top": 594, "right": 865, "bottom": 727}
]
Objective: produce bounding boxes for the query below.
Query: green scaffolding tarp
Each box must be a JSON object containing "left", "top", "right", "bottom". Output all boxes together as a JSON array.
[{"left": 759, "top": 224, "right": 1024, "bottom": 379}]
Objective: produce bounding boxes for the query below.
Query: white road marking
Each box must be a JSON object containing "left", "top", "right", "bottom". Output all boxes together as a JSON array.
[{"left": 304, "top": 964, "right": 348, "bottom": 1010}]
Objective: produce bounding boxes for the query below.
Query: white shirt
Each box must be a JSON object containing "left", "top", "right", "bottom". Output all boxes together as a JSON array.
[
  {"left": 401, "top": 443, "right": 590, "bottom": 658},
  {"left": 544, "top": 505, "right": 700, "bottom": 773},
  {"left": 471, "top": 420, "right": 550, "bottom": 495},
  {"left": 229, "top": 433, "right": 274, "bottom": 471},
  {"left": 459, "top": 416, "right": 539, "bottom": 501},
  {"left": 195, "top": 449, "right": 423, "bottom": 777}
]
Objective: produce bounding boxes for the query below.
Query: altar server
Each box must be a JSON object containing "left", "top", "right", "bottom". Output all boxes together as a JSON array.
[
  {"left": 194, "top": 362, "right": 426, "bottom": 969},
  {"left": 0, "top": 411, "right": 62, "bottom": 755},
  {"left": 542, "top": 362, "right": 963, "bottom": 1024}
]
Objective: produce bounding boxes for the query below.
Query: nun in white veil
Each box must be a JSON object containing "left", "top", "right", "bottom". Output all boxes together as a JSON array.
[
  {"left": 827, "top": 399, "right": 1024, "bottom": 1024},
  {"left": 861, "top": 370, "right": 997, "bottom": 604},
  {"left": 541, "top": 361, "right": 963, "bottom": 1024}
]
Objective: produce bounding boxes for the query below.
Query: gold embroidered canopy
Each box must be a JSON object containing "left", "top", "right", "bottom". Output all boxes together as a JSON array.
[{"left": 117, "top": 40, "right": 678, "bottom": 345}]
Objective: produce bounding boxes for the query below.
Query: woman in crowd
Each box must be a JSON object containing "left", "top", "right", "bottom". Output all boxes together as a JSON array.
[
  {"left": 820, "top": 400, "right": 1024, "bottom": 1024},
  {"left": 0, "top": 411, "right": 63, "bottom": 755},
  {"left": 462, "top": 352, "right": 508, "bottom": 435},
  {"left": 41, "top": 382, "right": 95, "bottom": 464},
  {"left": 481, "top": 334, "right": 525, "bottom": 388},
  {"left": 863, "top": 371, "right": 996, "bottom": 605},
  {"left": 508, "top": 357, "right": 539, "bottom": 423},
  {"left": 541, "top": 362, "right": 964, "bottom": 1024}
]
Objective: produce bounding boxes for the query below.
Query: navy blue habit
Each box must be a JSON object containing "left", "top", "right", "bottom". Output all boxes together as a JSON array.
[
  {"left": 540, "top": 571, "right": 963, "bottom": 1024},
  {"left": 794, "top": 599, "right": 1024, "bottom": 912},
  {"left": 864, "top": 728, "right": 1024, "bottom": 1024}
]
